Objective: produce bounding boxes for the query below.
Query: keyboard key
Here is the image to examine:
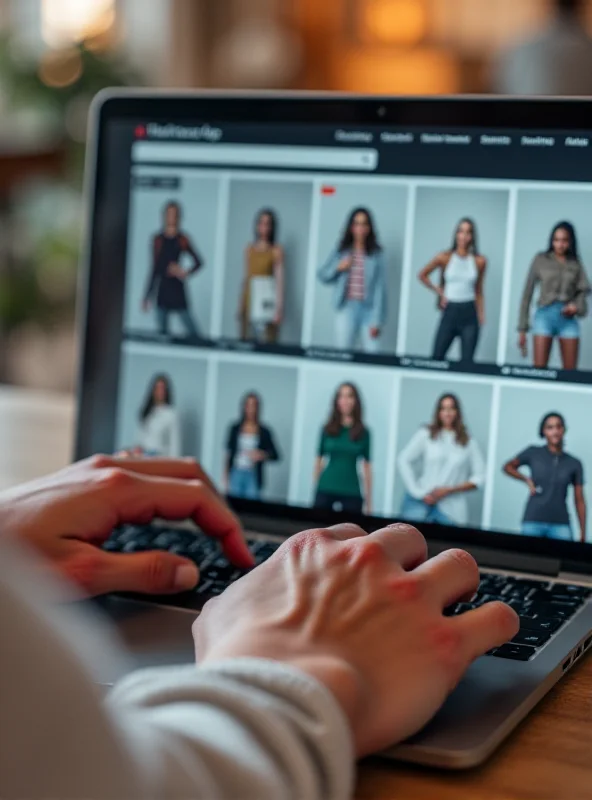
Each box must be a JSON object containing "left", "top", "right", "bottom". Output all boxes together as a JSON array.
[
  {"left": 493, "top": 643, "right": 536, "bottom": 661},
  {"left": 519, "top": 616, "right": 563, "bottom": 634},
  {"left": 550, "top": 584, "right": 590, "bottom": 598},
  {"left": 512, "top": 630, "right": 551, "bottom": 647}
]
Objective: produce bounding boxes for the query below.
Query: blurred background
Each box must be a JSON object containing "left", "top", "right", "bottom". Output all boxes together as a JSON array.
[{"left": 1, "top": 0, "right": 591, "bottom": 392}]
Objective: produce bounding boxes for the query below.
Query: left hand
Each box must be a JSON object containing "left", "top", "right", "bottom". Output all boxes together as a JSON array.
[
  {"left": 167, "top": 262, "right": 186, "bottom": 279},
  {"left": 249, "top": 449, "right": 268, "bottom": 464},
  {"left": 562, "top": 302, "right": 578, "bottom": 318},
  {"left": 425, "top": 487, "right": 450, "bottom": 505},
  {"left": 478, "top": 311, "right": 485, "bottom": 327},
  {"left": 0, "top": 456, "right": 254, "bottom": 597},
  {"left": 369, "top": 327, "right": 381, "bottom": 339},
  {"left": 273, "top": 311, "right": 283, "bottom": 326}
]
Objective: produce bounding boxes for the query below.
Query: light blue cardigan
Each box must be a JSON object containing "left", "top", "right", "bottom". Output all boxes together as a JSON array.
[{"left": 317, "top": 249, "right": 387, "bottom": 328}]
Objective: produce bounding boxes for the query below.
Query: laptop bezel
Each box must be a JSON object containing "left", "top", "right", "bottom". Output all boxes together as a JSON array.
[{"left": 76, "top": 90, "right": 592, "bottom": 575}]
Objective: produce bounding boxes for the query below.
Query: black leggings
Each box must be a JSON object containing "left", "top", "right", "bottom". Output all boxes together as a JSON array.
[
  {"left": 432, "top": 301, "right": 479, "bottom": 363},
  {"left": 314, "top": 491, "right": 364, "bottom": 514}
]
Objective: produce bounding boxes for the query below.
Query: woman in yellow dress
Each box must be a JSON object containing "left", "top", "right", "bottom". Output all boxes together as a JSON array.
[{"left": 238, "top": 209, "right": 284, "bottom": 343}]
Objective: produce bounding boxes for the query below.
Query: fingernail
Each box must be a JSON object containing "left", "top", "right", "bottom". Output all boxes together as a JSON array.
[{"left": 174, "top": 563, "right": 199, "bottom": 590}]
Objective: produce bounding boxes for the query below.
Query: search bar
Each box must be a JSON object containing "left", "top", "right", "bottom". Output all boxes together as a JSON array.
[{"left": 132, "top": 142, "right": 378, "bottom": 171}]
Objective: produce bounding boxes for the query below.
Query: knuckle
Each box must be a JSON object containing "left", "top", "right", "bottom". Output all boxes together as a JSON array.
[
  {"left": 350, "top": 537, "right": 385, "bottom": 567},
  {"left": 64, "top": 552, "right": 101, "bottom": 594},
  {"left": 388, "top": 572, "right": 422, "bottom": 602},
  {"left": 143, "top": 553, "right": 169, "bottom": 592},
  {"left": 88, "top": 453, "right": 112, "bottom": 470},
  {"left": 98, "top": 467, "right": 134, "bottom": 491},
  {"left": 428, "top": 621, "right": 464, "bottom": 673}
]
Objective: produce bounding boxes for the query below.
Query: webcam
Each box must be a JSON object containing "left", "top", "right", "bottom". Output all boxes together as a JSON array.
[{"left": 377, "top": 105, "right": 387, "bottom": 118}]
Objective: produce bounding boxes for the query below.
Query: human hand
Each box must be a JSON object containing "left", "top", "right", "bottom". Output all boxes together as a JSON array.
[
  {"left": 0, "top": 456, "right": 254, "bottom": 597},
  {"left": 562, "top": 302, "right": 577, "bottom": 318},
  {"left": 193, "top": 523, "right": 518, "bottom": 756},
  {"left": 338, "top": 255, "right": 353, "bottom": 273},
  {"left": 142, "top": 299, "right": 151, "bottom": 313},
  {"left": 273, "top": 310, "right": 283, "bottom": 326},
  {"left": 430, "top": 487, "right": 450, "bottom": 503},
  {"left": 478, "top": 311, "right": 485, "bottom": 327},
  {"left": 249, "top": 449, "right": 267, "bottom": 464},
  {"left": 167, "top": 262, "right": 185, "bottom": 279},
  {"left": 369, "top": 327, "right": 380, "bottom": 339},
  {"left": 437, "top": 290, "right": 448, "bottom": 310},
  {"left": 518, "top": 332, "right": 528, "bottom": 357},
  {"left": 526, "top": 478, "right": 537, "bottom": 497},
  {"left": 423, "top": 493, "right": 436, "bottom": 506}
]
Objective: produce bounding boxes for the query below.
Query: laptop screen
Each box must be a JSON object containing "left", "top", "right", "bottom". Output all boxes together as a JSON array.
[{"left": 88, "top": 100, "right": 591, "bottom": 547}]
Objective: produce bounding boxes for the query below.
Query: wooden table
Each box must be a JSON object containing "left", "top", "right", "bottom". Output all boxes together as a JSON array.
[{"left": 0, "top": 386, "right": 590, "bottom": 800}]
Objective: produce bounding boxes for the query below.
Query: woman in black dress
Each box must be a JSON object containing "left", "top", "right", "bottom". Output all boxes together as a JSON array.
[{"left": 142, "top": 201, "right": 203, "bottom": 339}]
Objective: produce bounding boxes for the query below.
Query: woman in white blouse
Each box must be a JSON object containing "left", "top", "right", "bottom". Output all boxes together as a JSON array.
[
  {"left": 137, "top": 374, "right": 181, "bottom": 457},
  {"left": 397, "top": 393, "right": 485, "bottom": 527}
]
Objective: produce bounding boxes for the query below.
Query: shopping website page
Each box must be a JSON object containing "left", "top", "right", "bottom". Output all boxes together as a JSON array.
[{"left": 114, "top": 121, "right": 592, "bottom": 543}]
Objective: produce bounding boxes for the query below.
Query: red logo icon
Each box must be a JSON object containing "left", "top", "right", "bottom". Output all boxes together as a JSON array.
[
  {"left": 321, "top": 185, "right": 336, "bottom": 195},
  {"left": 135, "top": 125, "right": 147, "bottom": 138}
]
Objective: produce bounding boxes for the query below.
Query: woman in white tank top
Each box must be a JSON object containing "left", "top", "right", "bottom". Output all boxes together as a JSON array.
[{"left": 418, "top": 218, "right": 488, "bottom": 364}]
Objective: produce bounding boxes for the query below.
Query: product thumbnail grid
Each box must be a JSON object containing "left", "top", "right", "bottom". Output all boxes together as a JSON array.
[
  {"left": 116, "top": 343, "right": 591, "bottom": 544},
  {"left": 123, "top": 168, "right": 592, "bottom": 378}
]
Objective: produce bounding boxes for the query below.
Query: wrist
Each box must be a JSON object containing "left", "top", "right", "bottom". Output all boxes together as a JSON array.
[{"left": 290, "top": 654, "right": 366, "bottom": 734}]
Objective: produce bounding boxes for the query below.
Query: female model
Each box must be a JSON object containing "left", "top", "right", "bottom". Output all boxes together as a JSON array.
[
  {"left": 238, "top": 209, "right": 284, "bottom": 344},
  {"left": 503, "top": 412, "right": 586, "bottom": 542},
  {"left": 398, "top": 393, "right": 485, "bottom": 527},
  {"left": 313, "top": 382, "right": 372, "bottom": 514},
  {"left": 317, "top": 208, "right": 387, "bottom": 353},
  {"left": 418, "top": 218, "right": 487, "bottom": 364},
  {"left": 136, "top": 374, "right": 181, "bottom": 457},
  {"left": 518, "top": 221, "right": 590, "bottom": 370},
  {"left": 224, "top": 392, "right": 280, "bottom": 501},
  {"left": 142, "top": 201, "right": 203, "bottom": 340}
]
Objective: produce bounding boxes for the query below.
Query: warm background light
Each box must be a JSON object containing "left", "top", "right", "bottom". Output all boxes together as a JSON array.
[
  {"left": 37, "top": 46, "right": 82, "bottom": 87},
  {"left": 41, "top": 0, "right": 115, "bottom": 47},
  {"left": 359, "top": 0, "right": 427, "bottom": 45},
  {"left": 335, "top": 47, "right": 459, "bottom": 94}
]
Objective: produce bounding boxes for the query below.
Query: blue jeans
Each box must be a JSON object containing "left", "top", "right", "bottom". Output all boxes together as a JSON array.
[
  {"left": 157, "top": 307, "right": 200, "bottom": 339},
  {"left": 400, "top": 493, "right": 456, "bottom": 526},
  {"left": 335, "top": 300, "right": 379, "bottom": 353},
  {"left": 521, "top": 521, "right": 573, "bottom": 540},
  {"left": 229, "top": 468, "right": 260, "bottom": 500},
  {"left": 532, "top": 302, "right": 579, "bottom": 339}
]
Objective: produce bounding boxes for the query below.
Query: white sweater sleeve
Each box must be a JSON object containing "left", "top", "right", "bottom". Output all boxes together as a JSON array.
[
  {"left": 467, "top": 437, "right": 486, "bottom": 489},
  {"left": 398, "top": 427, "right": 428, "bottom": 499},
  {"left": 0, "top": 541, "right": 354, "bottom": 800}
]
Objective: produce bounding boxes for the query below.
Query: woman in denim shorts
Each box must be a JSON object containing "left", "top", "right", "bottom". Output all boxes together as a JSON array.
[{"left": 517, "top": 221, "right": 590, "bottom": 370}]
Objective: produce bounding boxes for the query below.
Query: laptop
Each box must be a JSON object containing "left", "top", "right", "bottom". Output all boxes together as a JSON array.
[{"left": 78, "top": 91, "right": 591, "bottom": 769}]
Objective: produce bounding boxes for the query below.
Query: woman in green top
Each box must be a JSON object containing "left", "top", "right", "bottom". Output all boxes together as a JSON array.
[{"left": 313, "top": 382, "right": 372, "bottom": 515}]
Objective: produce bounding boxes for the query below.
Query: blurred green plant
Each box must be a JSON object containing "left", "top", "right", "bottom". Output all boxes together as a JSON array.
[{"left": 0, "top": 35, "right": 141, "bottom": 380}]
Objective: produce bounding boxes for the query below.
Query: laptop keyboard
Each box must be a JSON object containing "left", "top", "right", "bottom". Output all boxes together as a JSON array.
[{"left": 104, "top": 525, "right": 590, "bottom": 661}]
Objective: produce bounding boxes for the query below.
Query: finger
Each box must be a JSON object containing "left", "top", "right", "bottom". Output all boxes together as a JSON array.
[
  {"left": 90, "top": 549, "right": 200, "bottom": 596},
  {"left": 415, "top": 548, "right": 479, "bottom": 608},
  {"left": 102, "top": 471, "right": 254, "bottom": 568},
  {"left": 324, "top": 522, "right": 368, "bottom": 541},
  {"left": 455, "top": 602, "right": 520, "bottom": 662},
  {"left": 90, "top": 455, "right": 218, "bottom": 493},
  {"left": 367, "top": 523, "right": 427, "bottom": 570}
]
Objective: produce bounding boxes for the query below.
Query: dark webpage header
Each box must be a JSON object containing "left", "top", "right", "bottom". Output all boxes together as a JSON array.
[{"left": 130, "top": 122, "right": 592, "bottom": 182}]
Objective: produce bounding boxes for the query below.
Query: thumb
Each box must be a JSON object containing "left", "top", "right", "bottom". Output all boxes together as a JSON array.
[{"left": 94, "top": 550, "right": 200, "bottom": 596}]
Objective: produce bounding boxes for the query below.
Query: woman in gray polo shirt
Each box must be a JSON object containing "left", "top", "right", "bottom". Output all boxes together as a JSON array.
[{"left": 503, "top": 412, "right": 586, "bottom": 542}]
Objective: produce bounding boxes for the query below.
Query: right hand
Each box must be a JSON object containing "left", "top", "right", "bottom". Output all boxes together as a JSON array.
[
  {"left": 526, "top": 479, "right": 537, "bottom": 496},
  {"left": 142, "top": 299, "right": 151, "bottom": 313},
  {"left": 518, "top": 332, "right": 528, "bottom": 357},
  {"left": 337, "top": 255, "right": 353, "bottom": 273},
  {"left": 193, "top": 523, "right": 518, "bottom": 757},
  {"left": 437, "top": 289, "right": 448, "bottom": 310}
]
